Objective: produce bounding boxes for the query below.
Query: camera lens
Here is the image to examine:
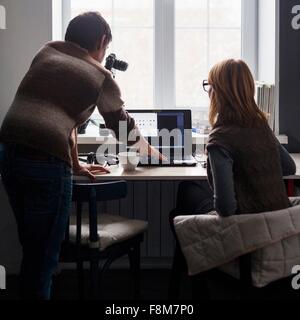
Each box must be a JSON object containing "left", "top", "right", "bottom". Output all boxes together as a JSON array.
[
  {"left": 113, "top": 59, "right": 128, "bottom": 72},
  {"left": 105, "top": 53, "right": 128, "bottom": 72}
]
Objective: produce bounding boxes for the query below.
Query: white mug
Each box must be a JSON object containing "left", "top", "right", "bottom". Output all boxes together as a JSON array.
[{"left": 118, "top": 152, "right": 140, "bottom": 172}]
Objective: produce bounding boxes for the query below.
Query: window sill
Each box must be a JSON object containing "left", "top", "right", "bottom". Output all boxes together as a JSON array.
[{"left": 77, "top": 125, "right": 288, "bottom": 146}]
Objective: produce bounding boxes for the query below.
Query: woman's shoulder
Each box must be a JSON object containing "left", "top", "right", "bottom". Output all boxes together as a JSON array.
[
  {"left": 207, "top": 124, "right": 271, "bottom": 155},
  {"left": 207, "top": 126, "right": 235, "bottom": 155},
  {"left": 209, "top": 124, "right": 274, "bottom": 141},
  {"left": 208, "top": 125, "right": 240, "bottom": 145}
]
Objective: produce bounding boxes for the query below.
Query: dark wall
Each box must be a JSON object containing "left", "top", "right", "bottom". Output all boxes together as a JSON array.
[{"left": 280, "top": 0, "right": 300, "bottom": 151}]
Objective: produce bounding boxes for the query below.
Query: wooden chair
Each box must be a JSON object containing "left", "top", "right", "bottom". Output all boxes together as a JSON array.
[
  {"left": 59, "top": 180, "right": 148, "bottom": 299},
  {"left": 169, "top": 233, "right": 297, "bottom": 301}
]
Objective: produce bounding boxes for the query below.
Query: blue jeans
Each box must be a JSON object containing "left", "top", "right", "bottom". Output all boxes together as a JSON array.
[{"left": 0, "top": 143, "right": 72, "bottom": 299}]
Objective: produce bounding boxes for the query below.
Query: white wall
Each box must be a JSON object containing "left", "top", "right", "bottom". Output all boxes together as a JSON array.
[
  {"left": 0, "top": 0, "right": 52, "bottom": 124},
  {"left": 0, "top": 0, "right": 52, "bottom": 274}
]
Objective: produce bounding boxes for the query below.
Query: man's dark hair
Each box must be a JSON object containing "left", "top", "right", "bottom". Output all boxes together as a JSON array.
[{"left": 65, "top": 11, "right": 112, "bottom": 51}]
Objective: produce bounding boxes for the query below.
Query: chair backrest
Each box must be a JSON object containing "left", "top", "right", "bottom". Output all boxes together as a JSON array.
[{"left": 72, "top": 180, "right": 127, "bottom": 202}]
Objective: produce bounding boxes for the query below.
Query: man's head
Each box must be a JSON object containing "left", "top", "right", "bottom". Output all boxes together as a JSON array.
[{"left": 65, "top": 11, "right": 112, "bottom": 63}]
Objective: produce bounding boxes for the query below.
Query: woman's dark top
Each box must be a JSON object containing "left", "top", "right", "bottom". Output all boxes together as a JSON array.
[{"left": 208, "top": 144, "right": 296, "bottom": 217}]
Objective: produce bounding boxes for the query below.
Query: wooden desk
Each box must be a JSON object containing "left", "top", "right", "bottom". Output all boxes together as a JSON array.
[
  {"left": 74, "top": 154, "right": 300, "bottom": 182},
  {"left": 72, "top": 154, "right": 300, "bottom": 263},
  {"left": 74, "top": 163, "right": 207, "bottom": 182}
]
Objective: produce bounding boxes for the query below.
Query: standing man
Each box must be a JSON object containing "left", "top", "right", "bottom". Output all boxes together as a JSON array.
[{"left": 0, "top": 11, "right": 160, "bottom": 299}]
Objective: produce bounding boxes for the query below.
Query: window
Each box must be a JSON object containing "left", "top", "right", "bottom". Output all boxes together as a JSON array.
[
  {"left": 69, "top": 0, "right": 154, "bottom": 108},
  {"left": 175, "top": 0, "right": 243, "bottom": 125},
  {"left": 57, "top": 0, "right": 257, "bottom": 125}
]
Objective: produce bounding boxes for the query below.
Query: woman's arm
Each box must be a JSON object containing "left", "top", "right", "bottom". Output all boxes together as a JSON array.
[
  {"left": 208, "top": 146, "right": 237, "bottom": 217},
  {"left": 278, "top": 144, "right": 296, "bottom": 176}
]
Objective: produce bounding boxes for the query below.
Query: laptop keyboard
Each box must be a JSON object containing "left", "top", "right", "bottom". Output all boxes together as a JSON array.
[{"left": 138, "top": 155, "right": 197, "bottom": 167}]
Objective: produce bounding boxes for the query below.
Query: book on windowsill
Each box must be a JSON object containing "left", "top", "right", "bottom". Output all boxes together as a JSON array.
[{"left": 255, "top": 81, "right": 276, "bottom": 132}]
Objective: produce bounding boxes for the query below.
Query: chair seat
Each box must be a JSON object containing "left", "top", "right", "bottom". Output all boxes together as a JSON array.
[{"left": 69, "top": 214, "right": 148, "bottom": 251}]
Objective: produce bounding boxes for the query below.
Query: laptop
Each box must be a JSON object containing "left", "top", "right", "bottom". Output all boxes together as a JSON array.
[{"left": 127, "top": 109, "right": 197, "bottom": 167}]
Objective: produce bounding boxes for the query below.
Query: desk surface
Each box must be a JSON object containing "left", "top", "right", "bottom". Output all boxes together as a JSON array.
[
  {"left": 74, "top": 154, "right": 300, "bottom": 182},
  {"left": 75, "top": 163, "right": 207, "bottom": 181}
]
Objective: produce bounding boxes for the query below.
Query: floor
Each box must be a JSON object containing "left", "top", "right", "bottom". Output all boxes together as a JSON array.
[{"left": 1, "top": 269, "right": 299, "bottom": 300}]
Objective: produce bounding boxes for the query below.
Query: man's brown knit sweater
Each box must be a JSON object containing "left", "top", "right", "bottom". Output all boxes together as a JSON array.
[{"left": 0, "top": 41, "right": 136, "bottom": 166}]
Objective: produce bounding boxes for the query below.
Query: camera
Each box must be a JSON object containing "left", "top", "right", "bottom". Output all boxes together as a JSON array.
[{"left": 105, "top": 53, "right": 128, "bottom": 72}]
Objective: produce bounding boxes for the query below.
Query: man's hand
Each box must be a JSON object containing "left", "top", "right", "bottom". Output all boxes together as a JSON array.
[
  {"left": 73, "top": 163, "right": 110, "bottom": 182},
  {"left": 147, "top": 144, "right": 167, "bottom": 161},
  {"left": 134, "top": 135, "right": 167, "bottom": 161}
]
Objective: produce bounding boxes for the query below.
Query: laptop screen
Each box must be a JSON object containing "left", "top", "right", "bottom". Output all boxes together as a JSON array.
[{"left": 127, "top": 110, "right": 192, "bottom": 148}]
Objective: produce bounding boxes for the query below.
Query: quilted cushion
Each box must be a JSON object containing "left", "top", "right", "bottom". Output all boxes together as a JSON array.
[
  {"left": 174, "top": 197, "right": 300, "bottom": 288},
  {"left": 219, "top": 232, "right": 300, "bottom": 288},
  {"left": 222, "top": 198, "right": 300, "bottom": 287},
  {"left": 69, "top": 214, "right": 148, "bottom": 251}
]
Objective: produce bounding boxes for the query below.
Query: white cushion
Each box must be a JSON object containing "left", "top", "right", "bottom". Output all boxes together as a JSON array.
[
  {"left": 69, "top": 214, "right": 148, "bottom": 251},
  {"left": 219, "top": 233, "right": 300, "bottom": 288},
  {"left": 174, "top": 197, "right": 300, "bottom": 288}
]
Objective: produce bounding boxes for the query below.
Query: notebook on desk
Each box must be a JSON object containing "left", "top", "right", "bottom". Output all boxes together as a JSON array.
[{"left": 127, "top": 109, "right": 197, "bottom": 167}]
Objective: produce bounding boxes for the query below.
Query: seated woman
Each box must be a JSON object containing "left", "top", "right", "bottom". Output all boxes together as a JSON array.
[{"left": 171, "top": 59, "right": 296, "bottom": 225}]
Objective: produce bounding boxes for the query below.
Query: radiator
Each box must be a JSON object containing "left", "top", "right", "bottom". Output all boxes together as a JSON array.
[
  {"left": 71, "top": 181, "right": 180, "bottom": 261},
  {"left": 105, "top": 181, "right": 180, "bottom": 259}
]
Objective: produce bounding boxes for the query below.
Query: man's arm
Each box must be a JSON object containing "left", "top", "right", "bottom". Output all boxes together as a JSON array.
[
  {"left": 97, "top": 74, "right": 164, "bottom": 159},
  {"left": 70, "top": 128, "right": 81, "bottom": 170},
  {"left": 71, "top": 128, "right": 110, "bottom": 181},
  {"left": 96, "top": 73, "right": 137, "bottom": 144}
]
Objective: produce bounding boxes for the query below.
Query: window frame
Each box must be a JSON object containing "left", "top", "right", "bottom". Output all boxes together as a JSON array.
[{"left": 55, "top": 0, "right": 258, "bottom": 111}]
